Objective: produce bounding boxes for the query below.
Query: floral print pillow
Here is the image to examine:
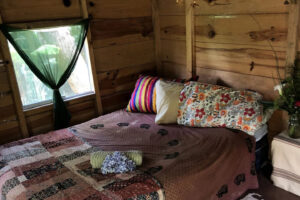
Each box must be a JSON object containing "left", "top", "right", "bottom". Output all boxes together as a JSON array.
[{"left": 177, "top": 82, "right": 265, "bottom": 135}]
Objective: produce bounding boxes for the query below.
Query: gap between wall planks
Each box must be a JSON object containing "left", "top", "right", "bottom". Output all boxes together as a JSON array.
[
  {"left": 152, "top": 0, "right": 162, "bottom": 75},
  {"left": 80, "top": 0, "right": 103, "bottom": 116},
  {"left": 0, "top": 15, "right": 29, "bottom": 138},
  {"left": 185, "top": 0, "right": 195, "bottom": 77},
  {"left": 285, "top": 0, "right": 300, "bottom": 76}
]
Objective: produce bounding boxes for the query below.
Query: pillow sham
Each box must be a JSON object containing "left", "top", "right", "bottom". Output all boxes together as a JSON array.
[
  {"left": 127, "top": 75, "right": 199, "bottom": 113},
  {"left": 177, "top": 81, "right": 265, "bottom": 135},
  {"left": 155, "top": 80, "right": 184, "bottom": 124}
]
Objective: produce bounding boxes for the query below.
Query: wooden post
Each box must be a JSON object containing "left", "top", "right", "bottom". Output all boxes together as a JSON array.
[
  {"left": 285, "top": 0, "right": 300, "bottom": 76},
  {"left": 80, "top": 0, "right": 103, "bottom": 116},
  {"left": 152, "top": 0, "right": 162, "bottom": 75},
  {"left": 0, "top": 16, "right": 29, "bottom": 138},
  {"left": 185, "top": 0, "right": 195, "bottom": 77}
]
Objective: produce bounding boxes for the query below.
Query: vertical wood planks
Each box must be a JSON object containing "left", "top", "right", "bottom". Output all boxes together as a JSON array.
[
  {"left": 152, "top": 0, "right": 162, "bottom": 75},
  {"left": 80, "top": 0, "right": 103, "bottom": 116},
  {"left": 185, "top": 0, "right": 195, "bottom": 76},
  {"left": 285, "top": 0, "right": 300, "bottom": 75},
  {"left": 0, "top": 16, "right": 29, "bottom": 138}
]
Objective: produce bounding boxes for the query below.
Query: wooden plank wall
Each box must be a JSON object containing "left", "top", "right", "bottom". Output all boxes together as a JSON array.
[
  {"left": 158, "top": 0, "right": 292, "bottom": 137},
  {"left": 0, "top": 0, "right": 155, "bottom": 142},
  {"left": 88, "top": 0, "right": 155, "bottom": 113},
  {"left": 0, "top": 55, "right": 22, "bottom": 144},
  {"left": 0, "top": 0, "right": 297, "bottom": 143}
]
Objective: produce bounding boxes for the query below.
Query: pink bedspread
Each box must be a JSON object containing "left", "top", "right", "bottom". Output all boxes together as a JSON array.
[
  {"left": 0, "top": 129, "right": 164, "bottom": 200},
  {"left": 71, "top": 110, "right": 258, "bottom": 200}
]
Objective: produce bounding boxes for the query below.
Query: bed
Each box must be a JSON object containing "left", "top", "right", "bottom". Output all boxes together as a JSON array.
[{"left": 0, "top": 109, "right": 258, "bottom": 200}]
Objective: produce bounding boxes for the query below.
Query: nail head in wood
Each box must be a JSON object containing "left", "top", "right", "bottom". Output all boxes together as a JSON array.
[
  {"left": 250, "top": 62, "right": 255, "bottom": 71},
  {"left": 192, "top": 1, "right": 200, "bottom": 7},
  {"left": 0, "top": 60, "right": 10, "bottom": 65},
  {"left": 63, "top": 0, "right": 71, "bottom": 7},
  {"left": 208, "top": 30, "right": 216, "bottom": 38},
  {"left": 89, "top": 1, "right": 95, "bottom": 7}
]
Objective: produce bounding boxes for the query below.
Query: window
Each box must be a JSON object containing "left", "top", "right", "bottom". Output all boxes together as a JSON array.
[{"left": 8, "top": 27, "right": 94, "bottom": 110}]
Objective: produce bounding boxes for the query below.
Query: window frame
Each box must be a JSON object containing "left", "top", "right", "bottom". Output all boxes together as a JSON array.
[
  {"left": 7, "top": 23, "right": 96, "bottom": 111},
  {"left": 23, "top": 91, "right": 95, "bottom": 111}
]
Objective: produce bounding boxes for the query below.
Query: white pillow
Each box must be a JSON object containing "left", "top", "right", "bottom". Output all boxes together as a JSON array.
[{"left": 155, "top": 80, "right": 184, "bottom": 124}]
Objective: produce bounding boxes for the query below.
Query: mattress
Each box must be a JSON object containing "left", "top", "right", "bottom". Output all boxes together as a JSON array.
[{"left": 71, "top": 109, "right": 259, "bottom": 200}]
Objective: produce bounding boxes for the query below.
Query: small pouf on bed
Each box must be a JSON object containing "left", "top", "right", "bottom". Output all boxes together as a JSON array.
[
  {"left": 271, "top": 131, "right": 300, "bottom": 197},
  {"left": 91, "top": 150, "right": 143, "bottom": 169}
]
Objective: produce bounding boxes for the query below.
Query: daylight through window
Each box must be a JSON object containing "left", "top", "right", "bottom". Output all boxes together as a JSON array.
[{"left": 8, "top": 26, "right": 95, "bottom": 109}]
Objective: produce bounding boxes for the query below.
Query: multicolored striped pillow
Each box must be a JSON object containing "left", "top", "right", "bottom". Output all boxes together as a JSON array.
[{"left": 127, "top": 76, "right": 160, "bottom": 113}]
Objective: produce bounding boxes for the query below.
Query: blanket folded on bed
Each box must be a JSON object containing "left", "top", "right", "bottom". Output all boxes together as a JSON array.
[
  {"left": 0, "top": 129, "right": 164, "bottom": 200},
  {"left": 91, "top": 150, "right": 143, "bottom": 169}
]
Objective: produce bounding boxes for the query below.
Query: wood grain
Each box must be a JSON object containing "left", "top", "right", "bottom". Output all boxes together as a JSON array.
[
  {"left": 98, "top": 63, "right": 155, "bottom": 96},
  {"left": 24, "top": 94, "right": 96, "bottom": 117},
  {"left": 0, "top": 15, "right": 29, "bottom": 139},
  {"left": 87, "top": 0, "right": 152, "bottom": 19},
  {"left": 101, "top": 91, "right": 131, "bottom": 114},
  {"left": 0, "top": 121, "right": 21, "bottom": 144},
  {"left": 195, "top": 14, "right": 289, "bottom": 49},
  {"left": 160, "top": 16, "right": 186, "bottom": 40},
  {"left": 160, "top": 14, "right": 289, "bottom": 51},
  {"left": 0, "top": 92, "right": 13, "bottom": 107},
  {"left": 94, "top": 41, "right": 155, "bottom": 72},
  {"left": 152, "top": 0, "right": 162, "bottom": 75},
  {"left": 159, "top": 0, "right": 288, "bottom": 16},
  {"left": 0, "top": 105, "right": 17, "bottom": 121},
  {"left": 196, "top": 67, "right": 278, "bottom": 100},
  {"left": 161, "top": 39, "right": 186, "bottom": 66},
  {"left": 161, "top": 39, "right": 285, "bottom": 78},
  {"left": 268, "top": 110, "right": 289, "bottom": 139},
  {"left": 26, "top": 96, "right": 97, "bottom": 136},
  {"left": 185, "top": 0, "right": 195, "bottom": 75},
  {"left": 285, "top": 1, "right": 300, "bottom": 75},
  {"left": 162, "top": 61, "right": 194, "bottom": 79},
  {"left": 80, "top": 0, "right": 103, "bottom": 116},
  {"left": 0, "top": 71, "right": 11, "bottom": 92},
  {"left": 91, "top": 17, "right": 153, "bottom": 48},
  {"left": 0, "top": 0, "right": 81, "bottom": 23},
  {"left": 195, "top": 42, "right": 286, "bottom": 79}
]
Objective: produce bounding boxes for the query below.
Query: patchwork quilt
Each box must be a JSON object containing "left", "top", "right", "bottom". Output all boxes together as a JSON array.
[{"left": 0, "top": 129, "right": 164, "bottom": 200}]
